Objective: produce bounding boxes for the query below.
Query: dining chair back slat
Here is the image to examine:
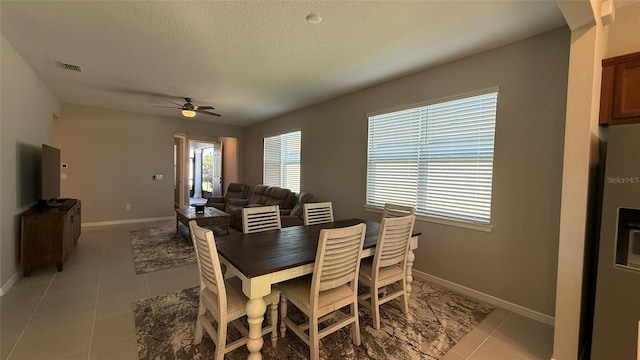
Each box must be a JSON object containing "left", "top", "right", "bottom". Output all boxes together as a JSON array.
[
  {"left": 313, "top": 223, "right": 366, "bottom": 300},
  {"left": 382, "top": 203, "right": 415, "bottom": 219},
  {"left": 377, "top": 220, "right": 414, "bottom": 268},
  {"left": 304, "top": 202, "right": 334, "bottom": 226},
  {"left": 242, "top": 205, "right": 281, "bottom": 234}
]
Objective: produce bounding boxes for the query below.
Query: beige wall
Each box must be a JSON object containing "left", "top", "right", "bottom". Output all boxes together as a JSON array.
[
  {"left": 607, "top": 1, "right": 640, "bottom": 58},
  {"left": 53, "top": 103, "right": 244, "bottom": 223},
  {"left": 245, "top": 27, "right": 570, "bottom": 316},
  {"left": 0, "top": 35, "right": 60, "bottom": 288},
  {"left": 221, "top": 136, "right": 239, "bottom": 189}
]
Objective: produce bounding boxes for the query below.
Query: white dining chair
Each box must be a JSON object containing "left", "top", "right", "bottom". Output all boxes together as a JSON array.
[
  {"left": 303, "top": 202, "right": 334, "bottom": 226},
  {"left": 242, "top": 205, "right": 281, "bottom": 234},
  {"left": 189, "top": 221, "right": 280, "bottom": 359},
  {"left": 382, "top": 203, "right": 415, "bottom": 219},
  {"left": 358, "top": 215, "right": 415, "bottom": 329},
  {"left": 279, "top": 223, "right": 366, "bottom": 360}
]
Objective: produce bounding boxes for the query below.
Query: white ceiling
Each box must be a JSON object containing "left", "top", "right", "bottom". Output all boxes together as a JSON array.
[{"left": 1, "top": 1, "right": 568, "bottom": 126}]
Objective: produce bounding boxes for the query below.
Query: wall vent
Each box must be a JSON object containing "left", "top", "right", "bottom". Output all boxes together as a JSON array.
[{"left": 60, "top": 62, "right": 83, "bottom": 72}]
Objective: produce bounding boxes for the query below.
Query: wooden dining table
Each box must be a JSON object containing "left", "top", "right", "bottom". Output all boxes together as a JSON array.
[{"left": 215, "top": 218, "right": 420, "bottom": 360}]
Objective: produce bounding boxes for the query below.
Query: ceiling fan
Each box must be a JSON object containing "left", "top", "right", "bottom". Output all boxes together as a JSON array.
[{"left": 153, "top": 97, "right": 221, "bottom": 117}]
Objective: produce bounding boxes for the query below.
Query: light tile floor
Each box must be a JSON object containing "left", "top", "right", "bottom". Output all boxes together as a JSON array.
[{"left": 1, "top": 220, "right": 554, "bottom": 360}]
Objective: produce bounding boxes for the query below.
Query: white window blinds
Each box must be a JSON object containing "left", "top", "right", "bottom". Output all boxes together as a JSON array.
[
  {"left": 264, "top": 131, "right": 301, "bottom": 193},
  {"left": 367, "top": 91, "right": 498, "bottom": 224}
]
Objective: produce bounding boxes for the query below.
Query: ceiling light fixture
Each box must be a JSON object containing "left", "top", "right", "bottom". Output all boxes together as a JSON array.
[
  {"left": 306, "top": 13, "right": 321, "bottom": 24},
  {"left": 181, "top": 109, "right": 196, "bottom": 118}
]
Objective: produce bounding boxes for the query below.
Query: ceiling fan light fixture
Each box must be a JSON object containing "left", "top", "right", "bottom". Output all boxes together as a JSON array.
[{"left": 181, "top": 109, "right": 196, "bottom": 118}]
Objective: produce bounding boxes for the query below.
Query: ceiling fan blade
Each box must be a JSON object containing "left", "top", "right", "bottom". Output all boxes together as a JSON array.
[
  {"left": 153, "top": 105, "right": 181, "bottom": 109},
  {"left": 197, "top": 109, "right": 222, "bottom": 117},
  {"left": 196, "top": 106, "right": 215, "bottom": 110},
  {"left": 164, "top": 99, "right": 184, "bottom": 107}
]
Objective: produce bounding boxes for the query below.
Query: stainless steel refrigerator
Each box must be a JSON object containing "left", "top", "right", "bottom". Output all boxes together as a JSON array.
[{"left": 592, "top": 124, "right": 640, "bottom": 359}]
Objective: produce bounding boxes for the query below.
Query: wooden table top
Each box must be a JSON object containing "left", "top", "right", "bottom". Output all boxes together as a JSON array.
[
  {"left": 175, "top": 206, "right": 230, "bottom": 219},
  {"left": 215, "top": 218, "right": 420, "bottom": 278}
]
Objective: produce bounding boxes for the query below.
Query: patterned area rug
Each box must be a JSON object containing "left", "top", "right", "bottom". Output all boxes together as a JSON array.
[
  {"left": 129, "top": 224, "right": 238, "bottom": 274},
  {"left": 129, "top": 224, "right": 197, "bottom": 274},
  {"left": 133, "top": 278, "right": 494, "bottom": 359}
]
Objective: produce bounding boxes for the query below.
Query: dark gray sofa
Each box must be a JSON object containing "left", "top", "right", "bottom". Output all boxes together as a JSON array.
[{"left": 225, "top": 185, "right": 298, "bottom": 230}]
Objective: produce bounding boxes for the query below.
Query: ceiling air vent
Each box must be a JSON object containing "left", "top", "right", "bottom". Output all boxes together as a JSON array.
[{"left": 60, "top": 62, "right": 83, "bottom": 72}]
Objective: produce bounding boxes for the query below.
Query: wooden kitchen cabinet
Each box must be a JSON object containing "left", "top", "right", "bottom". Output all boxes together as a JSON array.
[
  {"left": 20, "top": 199, "right": 81, "bottom": 276},
  {"left": 600, "top": 51, "right": 640, "bottom": 126}
]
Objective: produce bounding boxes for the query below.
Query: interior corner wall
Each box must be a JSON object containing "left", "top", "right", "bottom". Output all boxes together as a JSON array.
[
  {"left": 0, "top": 34, "right": 60, "bottom": 289},
  {"left": 53, "top": 103, "right": 245, "bottom": 224},
  {"left": 220, "top": 137, "right": 239, "bottom": 190},
  {"left": 244, "top": 27, "right": 570, "bottom": 316}
]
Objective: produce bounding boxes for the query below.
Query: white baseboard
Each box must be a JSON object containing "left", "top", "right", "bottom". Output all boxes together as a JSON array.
[
  {"left": 412, "top": 269, "right": 555, "bottom": 326},
  {"left": 82, "top": 216, "right": 174, "bottom": 228},
  {"left": 0, "top": 272, "right": 19, "bottom": 296}
]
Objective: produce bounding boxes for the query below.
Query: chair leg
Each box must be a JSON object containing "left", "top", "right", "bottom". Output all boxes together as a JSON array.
[
  {"left": 351, "top": 302, "right": 361, "bottom": 346},
  {"left": 280, "top": 295, "right": 288, "bottom": 338},
  {"left": 310, "top": 317, "right": 320, "bottom": 360},
  {"left": 371, "top": 287, "right": 381, "bottom": 330},
  {"left": 214, "top": 316, "right": 227, "bottom": 360},
  {"left": 270, "top": 297, "right": 279, "bottom": 348},
  {"left": 401, "top": 281, "right": 409, "bottom": 314},
  {"left": 193, "top": 299, "right": 206, "bottom": 345}
]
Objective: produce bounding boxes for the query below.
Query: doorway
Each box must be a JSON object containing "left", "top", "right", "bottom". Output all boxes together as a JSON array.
[
  {"left": 188, "top": 140, "right": 222, "bottom": 205},
  {"left": 175, "top": 134, "right": 238, "bottom": 209}
]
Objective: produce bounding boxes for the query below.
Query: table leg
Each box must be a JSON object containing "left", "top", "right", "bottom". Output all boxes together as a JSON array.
[
  {"left": 176, "top": 216, "right": 179, "bottom": 234},
  {"left": 246, "top": 297, "right": 267, "bottom": 360},
  {"left": 406, "top": 249, "right": 415, "bottom": 297}
]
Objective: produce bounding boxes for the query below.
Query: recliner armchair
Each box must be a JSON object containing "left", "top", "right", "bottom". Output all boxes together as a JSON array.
[{"left": 205, "top": 183, "right": 249, "bottom": 211}]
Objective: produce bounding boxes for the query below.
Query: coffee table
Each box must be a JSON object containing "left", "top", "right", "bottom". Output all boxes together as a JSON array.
[{"left": 175, "top": 206, "right": 231, "bottom": 235}]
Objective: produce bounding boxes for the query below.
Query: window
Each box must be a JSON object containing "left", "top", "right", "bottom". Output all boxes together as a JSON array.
[
  {"left": 366, "top": 91, "right": 498, "bottom": 224},
  {"left": 188, "top": 148, "right": 195, "bottom": 192},
  {"left": 201, "top": 147, "right": 214, "bottom": 193},
  {"left": 264, "top": 130, "right": 301, "bottom": 193}
]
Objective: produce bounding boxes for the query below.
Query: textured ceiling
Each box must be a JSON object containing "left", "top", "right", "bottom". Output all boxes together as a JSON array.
[{"left": 1, "top": 1, "right": 567, "bottom": 126}]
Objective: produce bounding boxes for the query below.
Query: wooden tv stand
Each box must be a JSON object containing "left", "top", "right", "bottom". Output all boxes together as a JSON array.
[{"left": 20, "top": 199, "right": 81, "bottom": 276}]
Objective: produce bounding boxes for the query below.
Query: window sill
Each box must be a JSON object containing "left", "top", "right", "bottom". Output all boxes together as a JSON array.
[{"left": 363, "top": 205, "right": 493, "bottom": 233}]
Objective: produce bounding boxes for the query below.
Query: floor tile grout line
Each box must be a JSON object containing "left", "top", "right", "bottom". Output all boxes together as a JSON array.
[
  {"left": 5, "top": 272, "right": 57, "bottom": 360},
  {"left": 489, "top": 311, "right": 513, "bottom": 336},
  {"left": 465, "top": 311, "right": 513, "bottom": 360},
  {"left": 463, "top": 332, "right": 494, "bottom": 359},
  {"left": 144, "top": 270, "right": 152, "bottom": 298},
  {"left": 86, "top": 256, "right": 105, "bottom": 360}
]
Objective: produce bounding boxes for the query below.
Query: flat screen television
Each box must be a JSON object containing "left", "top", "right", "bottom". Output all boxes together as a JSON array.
[{"left": 41, "top": 144, "right": 61, "bottom": 203}]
